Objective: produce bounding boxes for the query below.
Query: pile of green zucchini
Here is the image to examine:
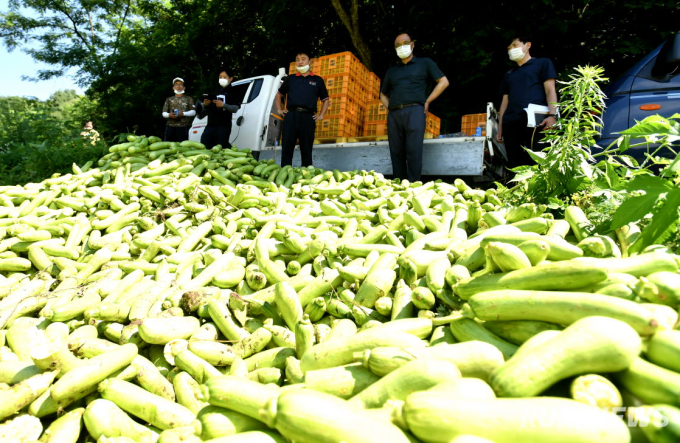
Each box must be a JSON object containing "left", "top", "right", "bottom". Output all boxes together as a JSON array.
[{"left": 0, "top": 135, "right": 678, "bottom": 443}]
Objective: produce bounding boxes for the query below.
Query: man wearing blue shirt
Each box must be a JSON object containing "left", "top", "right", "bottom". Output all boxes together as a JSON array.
[
  {"left": 380, "top": 33, "right": 449, "bottom": 182},
  {"left": 497, "top": 36, "right": 558, "bottom": 169},
  {"left": 275, "top": 52, "right": 330, "bottom": 167}
]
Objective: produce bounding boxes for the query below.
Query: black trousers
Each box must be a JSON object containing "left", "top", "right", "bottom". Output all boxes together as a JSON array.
[
  {"left": 164, "top": 126, "right": 189, "bottom": 142},
  {"left": 281, "top": 111, "right": 315, "bottom": 167},
  {"left": 501, "top": 118, "right": 547, "bottom": 169},
  {"left": 387, "top": 105, "right": 426, "bottom": 182},
  {"left": 201, "top": 126, "right": 232, "bottom": 150}
]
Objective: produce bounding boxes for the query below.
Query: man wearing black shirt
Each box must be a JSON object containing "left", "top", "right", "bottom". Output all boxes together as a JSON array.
[
  {"left": 200, "top": 69, "right": 241, "bottom": 150},
  {"left": 497, "top": 36, "right": 558, "bottom": 169},
  {"left": 275, "top": 52, "right": 330, "bottom": 167},
  {"left": 380, "top": 33, "right": 449, "bottom": 182}
]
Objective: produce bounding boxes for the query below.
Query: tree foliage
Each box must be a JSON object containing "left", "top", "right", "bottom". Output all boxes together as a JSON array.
[
  {"left": 0, "top": 0, "right": 134, "bottom": 84},
  {"left": 1, "top": 0, "right": 679, "bottom": 137},
  {"left": 0, "top": 91, "right": 107, "bottom": 185}
]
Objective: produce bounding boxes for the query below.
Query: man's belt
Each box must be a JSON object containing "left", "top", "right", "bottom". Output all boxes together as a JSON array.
[
  {"left": 388, "top": 103, "right": 422, "bottom": 111},
  {"left": 290, "top": 107, "right": 315, "bottom": 114}
]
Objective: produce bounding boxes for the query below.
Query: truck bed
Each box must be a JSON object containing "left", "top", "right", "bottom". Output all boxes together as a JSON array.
[{"left": 259, "top": 136, "right": 489, "bottom": 176}]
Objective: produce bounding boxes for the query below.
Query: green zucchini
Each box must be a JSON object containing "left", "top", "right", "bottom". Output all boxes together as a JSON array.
[
  {"left": 629, "top": 404, "right": 680, "bottom": 443},
  {"left": 614, "top": 358, "right": 680, "bottom": 407},
  {"left": 482, "top": 320, "right": 563, "bottom": 345},
  {"left": 304, "top": 363, "right": 380, "bottom": 399},
  {"left": 202, "top": 375, "right": 280, "bottom": 421},
  {"left": 426, "top": 377, "right": 496, "bottom": 401},
  {"left": 348, "top": 359, "right": 461, "bottom": 409},
  {"left": 455, "top": 261, "right": 608, "bottom": 299},
  {"left": 646, "top": 330, "right": 680, "bottom": 373},
  {"left": 299, "top": 329, "right": 426, "bottom": 373},
  {"left": 466, "top": 290, "right": 660, "bottom": 335},
  {"left": 449, "top": 318, "right": 517, "bottom": 360},
  {"left": 490, "top": 316, "right": 641, "bottom": 398},
  {"left": 197, "top": 405, "right": 267, "bottom": 440},
  {"left": 398, "top": 394, "right": 630, "bottom": 443},
  {"left": 574, "top": 252, "right": 678, "bottom": 277},
  {"left": 260, "top": 389, "right": 412, "bottom": 443}
]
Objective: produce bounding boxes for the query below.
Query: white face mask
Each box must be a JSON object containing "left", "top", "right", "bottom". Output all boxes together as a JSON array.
[
  {"left": 296, "top": 64, "right": 310, "bottom": 74},
  {"left": 396, "top": 45, "right": 412, "bottom": 59},
  {"left": 219, "top": 78, "right": 229, "bottom": 87},
  {"left": 174, "top": 89, "right": 185, "bottom": 95},
  {"left": 509, "top": 47, "right": 525, "bottom": 62}
]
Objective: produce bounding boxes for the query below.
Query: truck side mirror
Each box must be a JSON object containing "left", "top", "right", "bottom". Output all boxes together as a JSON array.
[{"left": 652, "top": 33, "right": 680, "bottom": 78}]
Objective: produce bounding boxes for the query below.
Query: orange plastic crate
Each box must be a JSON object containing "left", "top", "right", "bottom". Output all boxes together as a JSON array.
[
  {"left": 461, "top": 113, "right": 486, "bottom": 136},
  {"left": 426, "top": 112, "right": 441, "bottom": 137},
  {"left": 353, "top": 83, "right": 369, "bottom": 108},
  {"left": 318, "top": 52, "right": 366, "bottom": 79},
  {"left": 323, "top": 75, "right": 370, "bottom": 110},
  {"left": 462, "top": 124, "right": 486, "bottom": 136},
  {"left": 366, "top": 99, "right": 387, "bottom": 122},
  {"left": 356, "top": 105, "right": 366, "bottom": 123},
  {"left": 356, "top": 65, "right": 370, "bottom": 84},
  {"left": 324, "top": 74, "right": 362, "bottom": 97},
  {"left": 316, "top": 94, "right": 365, "bottom": 121},
  {"left": 363, "top": 120, "right": 388, "bottom": 136},
  {"left": 316, "top": 116, "right": 361, "bottom": 138},
  {"left": 462, "top": 113, "right": 486, "bottom": 125},
  {"left": 366, "top": 73, "right": 381, "bottom": 100}
]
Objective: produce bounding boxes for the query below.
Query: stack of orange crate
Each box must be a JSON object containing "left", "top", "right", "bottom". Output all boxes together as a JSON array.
[
  {"left": 366, "top": 72, "right": 380, "bottom": 101},
  {"left": 364, "top": 99, "right": 388, "bottom": 137},
  {"left": 461, "top": 113, "right": 486, "bottom": 136},
  {"left": 426, "top": 113, "right": 441, "bottom": 138},
  {"left": 315, "top": 51, "right": 369, "bottom": 138}
]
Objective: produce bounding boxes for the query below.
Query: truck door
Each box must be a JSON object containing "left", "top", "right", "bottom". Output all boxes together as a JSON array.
[
  {"left": 231, "top": 73, "right": 286, "bottom": 152},
  {"left": 628, "top": 34, "right": 680, "bottom": 135},
  {"left": 228, "top": 78, "right": 265, "bottom": 150}
]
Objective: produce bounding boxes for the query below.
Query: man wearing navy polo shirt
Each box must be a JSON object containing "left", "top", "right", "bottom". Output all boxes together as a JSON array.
[
  {"left": 275, "top": 52, "right": 331, "bottom": 167},
  {"left": 380, "top": 33, "right": 449, "bottom": 182},
  {"left": 497, "top": 36, "right": 558, "bottom": 169}
]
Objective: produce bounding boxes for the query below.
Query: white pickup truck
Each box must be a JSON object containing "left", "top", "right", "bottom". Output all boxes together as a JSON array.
[{"left": 189, "top": 68, "right": 505, "bottom": 179}]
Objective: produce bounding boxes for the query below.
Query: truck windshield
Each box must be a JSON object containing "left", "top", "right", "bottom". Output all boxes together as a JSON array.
[
  {"left": 229, "top": 83, "right": 250, "bottom": 104},
  {"left": 247, "top": 79, "right": 264, "bottom": 103}
]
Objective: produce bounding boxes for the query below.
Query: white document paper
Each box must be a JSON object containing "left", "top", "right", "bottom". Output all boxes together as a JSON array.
[{"left": 524, "top": 104, "right": 551, "bottom": 128}]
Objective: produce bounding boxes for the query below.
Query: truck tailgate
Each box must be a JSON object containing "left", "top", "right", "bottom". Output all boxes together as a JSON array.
[{"left": 258, "top": 138, "right": 486, "bottom": 176}]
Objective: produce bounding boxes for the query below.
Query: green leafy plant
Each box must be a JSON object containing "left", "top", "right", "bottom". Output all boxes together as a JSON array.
[
  {"left": 506, "top": 65, "right": 609, "bottom": 203},
  {"left": 495, "top": 65, "right": 679, "bottom": 252},
  {"left": 599, "top": 114, "right": 680, "bottom": 174},
  {"left": 595, "top": 114, "right": 680, "bottom": 252}
]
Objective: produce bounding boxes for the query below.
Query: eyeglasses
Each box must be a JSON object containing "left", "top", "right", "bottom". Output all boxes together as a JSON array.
[{"left": 394, "top": 41, "right": 414, "bottom": 49}]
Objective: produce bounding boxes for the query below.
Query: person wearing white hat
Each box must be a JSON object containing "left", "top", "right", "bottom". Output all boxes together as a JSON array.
[{"left": 162, "top": 77, "right": 196, "bottom": 142}]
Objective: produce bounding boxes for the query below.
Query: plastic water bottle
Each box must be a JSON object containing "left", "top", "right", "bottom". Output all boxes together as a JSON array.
[{"left": 474, "top": 127, "right": 482, "bottom": 136}]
